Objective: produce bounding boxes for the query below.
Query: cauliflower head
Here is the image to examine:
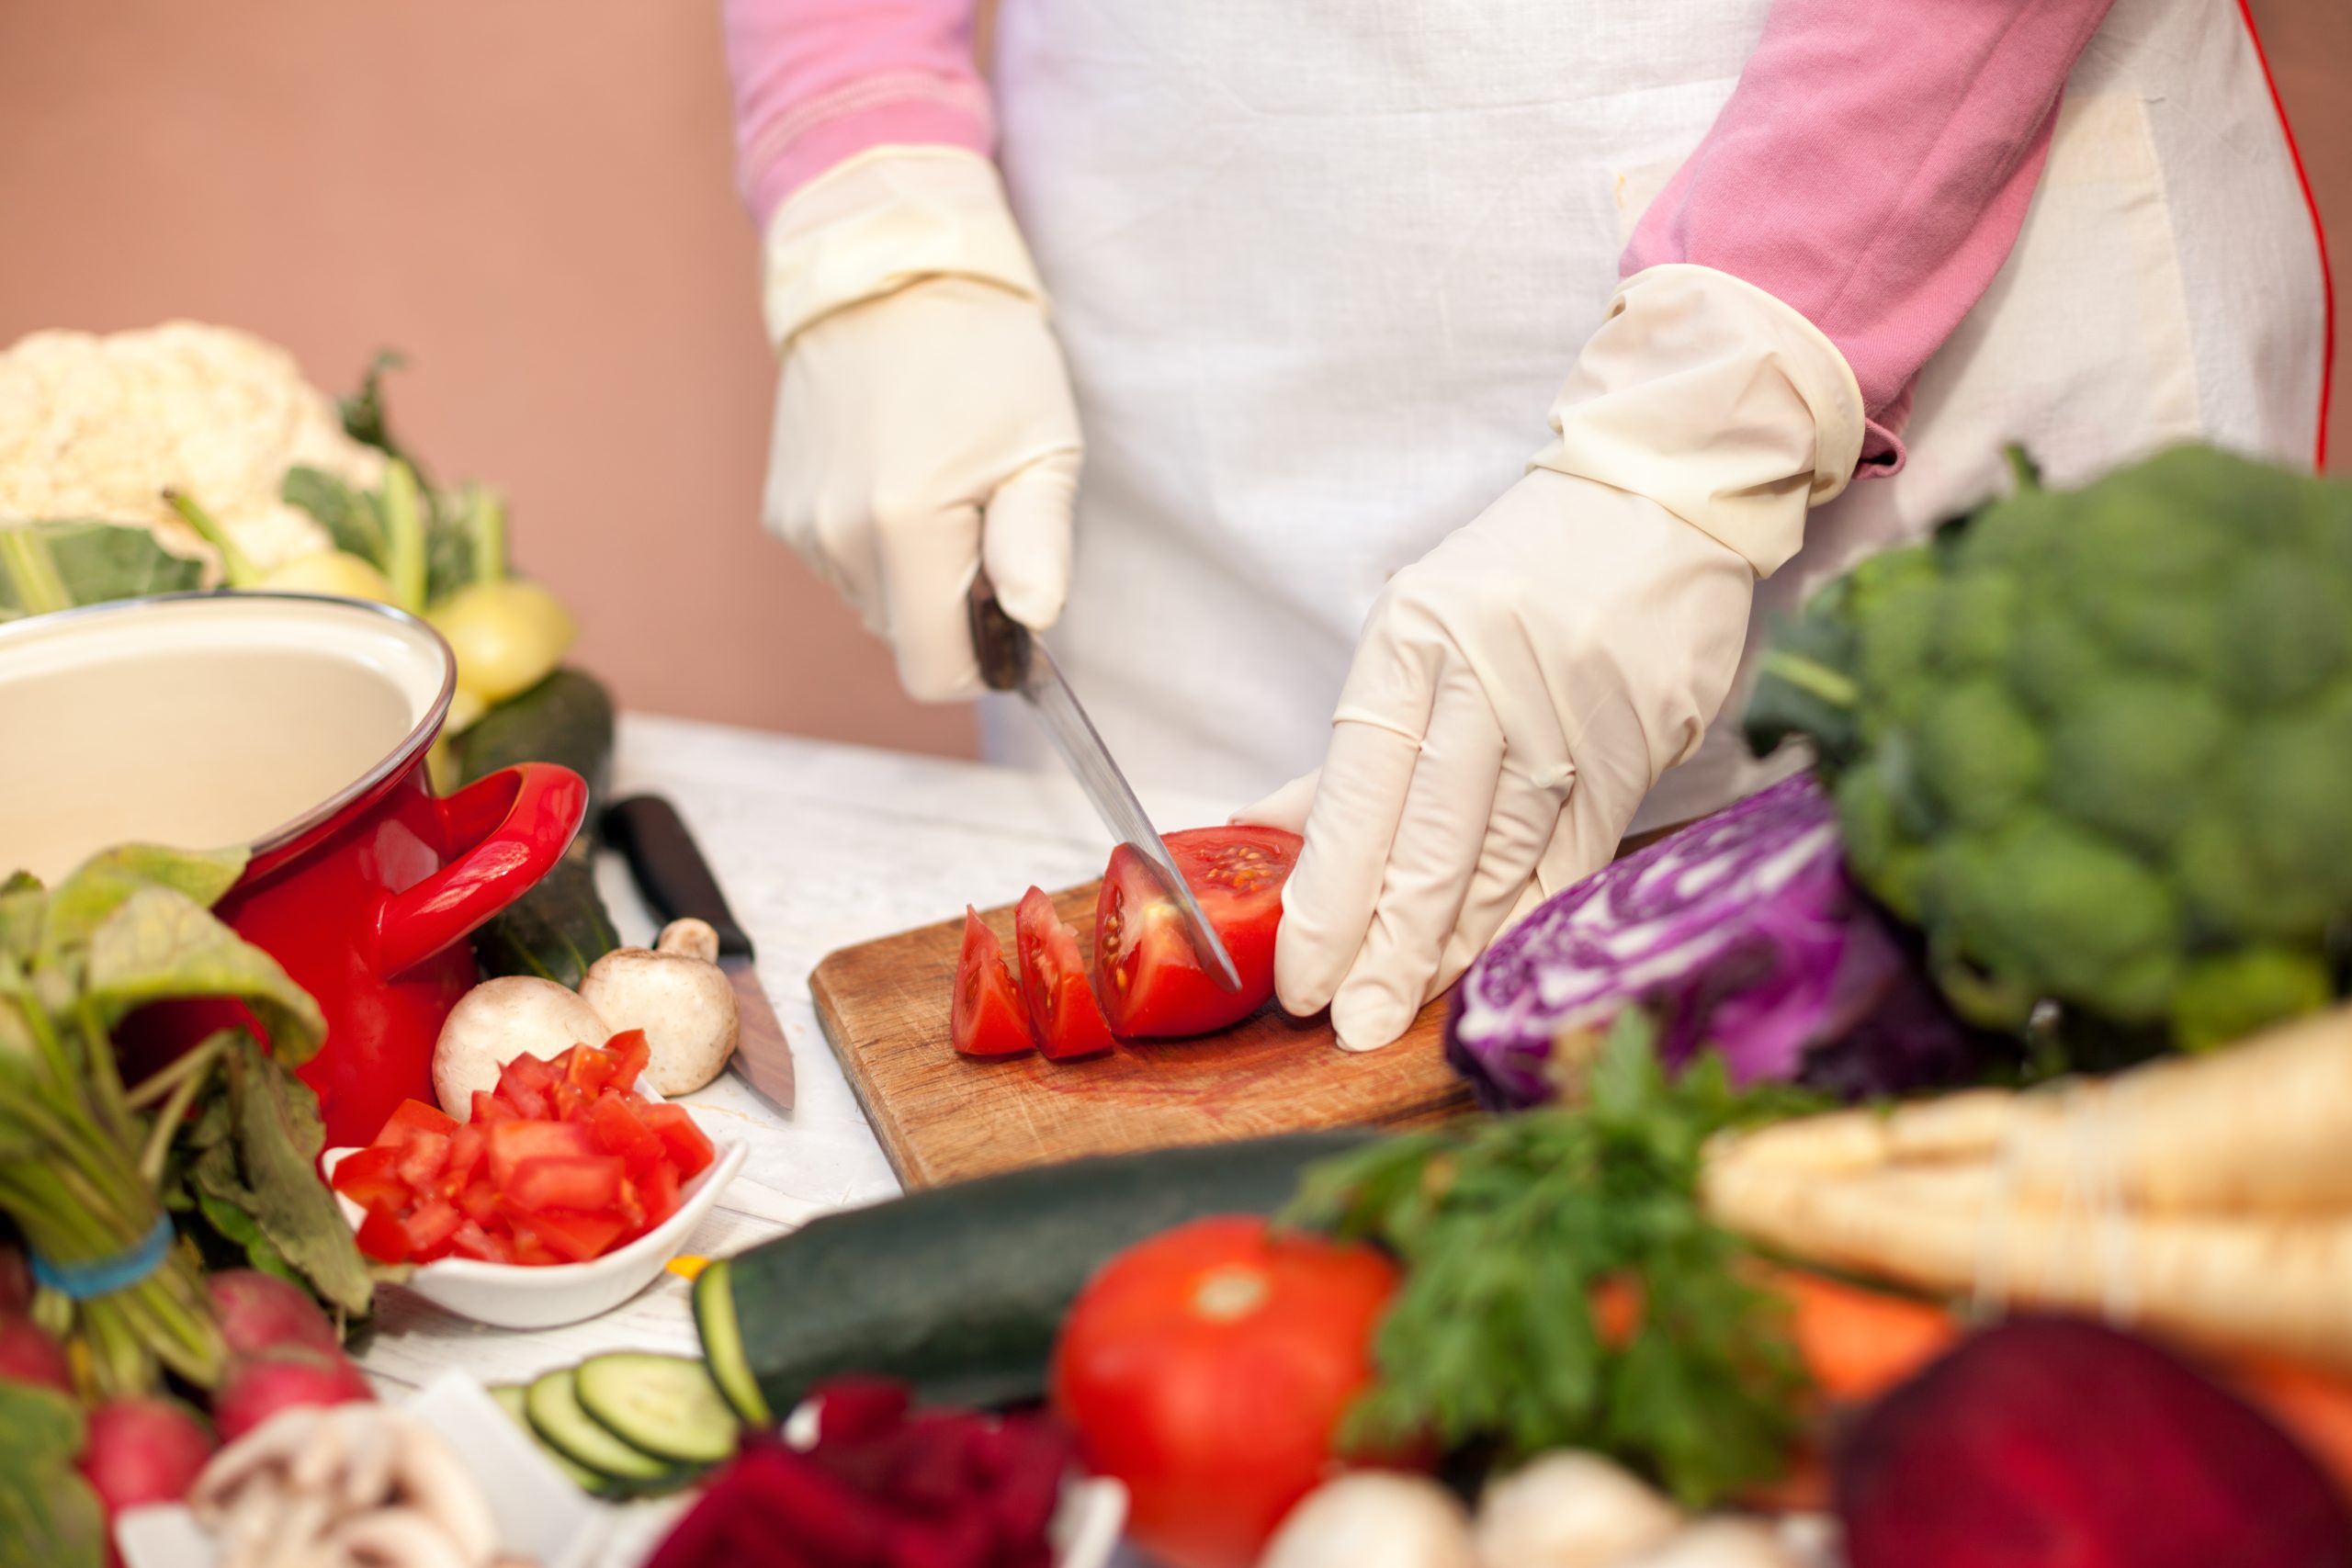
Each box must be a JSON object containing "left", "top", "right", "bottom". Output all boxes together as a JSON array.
[
  {"left": 0, "top": 321, "right": 384, "bottom": 573},
  {"left": 1747, "top": 445, "right": 2352, "bottom": 1054}
]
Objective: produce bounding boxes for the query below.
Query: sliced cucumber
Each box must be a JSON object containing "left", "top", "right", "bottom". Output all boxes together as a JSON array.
[
  {"left": 492, "top": 1382, "right": 619, "bottom": 1498},
  {"left": 525, "top": 1368, "right": 687, "bottom": 1491},
  {"left": 694, "top": 1260, "right": 775, "bottom": 1426},
  {"left": 575, "top": 1352, "right": 741, "bottom": 1466}
]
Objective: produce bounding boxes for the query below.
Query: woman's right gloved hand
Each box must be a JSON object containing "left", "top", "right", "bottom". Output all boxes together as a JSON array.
[{"left": 760, "top": 147, "right": 1083, "bottom": 701}]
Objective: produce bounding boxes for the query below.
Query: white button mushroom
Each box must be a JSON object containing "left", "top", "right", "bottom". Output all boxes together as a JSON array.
[
  {"left": 577, "top": 919, "right": 740, "bottom": 1096},
  {"left": 1473, "top": 1451, "right": 1684, "bottom": 1568},
  {"left": 1259, "top": 1473, "right": 1478, "bottom": 1568},
  {"left": 431, "top": 976, "right": 613, "bottom": 1114}
]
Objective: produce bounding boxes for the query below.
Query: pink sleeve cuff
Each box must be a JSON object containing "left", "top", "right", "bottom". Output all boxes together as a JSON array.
[{"left": 741, "top": 90, "right": 992, "bottom": 230}]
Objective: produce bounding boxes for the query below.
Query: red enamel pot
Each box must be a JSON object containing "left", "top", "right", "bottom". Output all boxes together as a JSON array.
[{"left": 0, "top": 592, "right": 585, "bottom": 1147}]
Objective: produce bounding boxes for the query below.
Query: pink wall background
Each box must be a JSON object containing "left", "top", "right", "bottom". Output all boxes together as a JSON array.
[{"left": 2, "top": 1, "right": 2345, "bottom": 757}]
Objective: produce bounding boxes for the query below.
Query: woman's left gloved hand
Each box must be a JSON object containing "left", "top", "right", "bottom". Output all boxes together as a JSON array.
[{"left": 1240, "top": 264, "right": 1866, "bottom": 1051}]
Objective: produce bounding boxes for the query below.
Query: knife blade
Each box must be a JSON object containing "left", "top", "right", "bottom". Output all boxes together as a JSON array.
[
  {"left": 602, "top": 794, "right": 797, "bottom": 1110},
  {"left": 969, "top": 580, "right": 1243, "bottom": 992}
]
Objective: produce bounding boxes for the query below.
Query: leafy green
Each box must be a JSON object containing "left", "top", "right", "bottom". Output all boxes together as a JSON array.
[
  {"left": 337, "top": 349, "right": 429, "bottom": 486},
  {"left": 0, "top": 520, "right": 206, "bottom": 624},
  {"left": 177, "top": 1035, "right": 378, "bottom": 1317},
  {"left": 282, "top": 466, "right": 385, "bottom": 566},
  {"left": 82, "top": 885, "right": 323, "bottom": 1066},
  {"left": 0, "top": 1381, "right": 103, "bottom": 1568},
  {"left": 1287, "top": 1014, "right": 1816, "bottom": 1506}
]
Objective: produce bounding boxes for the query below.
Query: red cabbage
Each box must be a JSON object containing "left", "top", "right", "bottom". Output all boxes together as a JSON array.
[{"left": 1446, "top": 774, "right": 1995, "bottom": 1109}]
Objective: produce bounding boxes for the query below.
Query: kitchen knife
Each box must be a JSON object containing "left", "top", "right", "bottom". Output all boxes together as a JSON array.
[
  {"left": 969, "top": 579, "right": 1243, "bottom": 992},
  {"left": 602, "top": 794, "right": 797, "bottom": 1110}
]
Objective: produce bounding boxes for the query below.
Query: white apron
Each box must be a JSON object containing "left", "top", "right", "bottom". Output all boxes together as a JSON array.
[{"left": 981, "top": 0, "right": 2330, "bottom": 831}]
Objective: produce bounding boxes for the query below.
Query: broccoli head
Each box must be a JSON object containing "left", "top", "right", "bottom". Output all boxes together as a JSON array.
[{"left": 1747, "top": 444, "right": 2352, "bottom": 1057}]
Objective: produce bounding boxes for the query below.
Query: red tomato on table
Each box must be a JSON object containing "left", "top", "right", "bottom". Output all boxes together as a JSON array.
[
  {"left": 1050, "top": 1215, "right": 1399, "bottom": 1568},
  {"left": 951, "top": 907, "right": 1035, "bottom": 1057},
  {"left": 1093, "top": 827, "right": 1301, "bottom": 1037},
  {"left": 1014, "top": 886, "right": 1116, "bottom": 1060}
]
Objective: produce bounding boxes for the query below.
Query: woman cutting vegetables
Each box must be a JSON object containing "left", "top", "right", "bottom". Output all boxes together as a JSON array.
[{"left": 723, "top": 0, "right": 2329, "bottom": 1053}]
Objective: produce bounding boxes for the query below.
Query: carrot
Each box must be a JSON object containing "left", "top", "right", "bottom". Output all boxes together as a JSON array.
[{"left": 1767, "top": 1267, "right": 1961, "bottom": 1404}]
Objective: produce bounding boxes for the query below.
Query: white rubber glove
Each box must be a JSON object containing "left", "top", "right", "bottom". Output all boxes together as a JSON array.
[
  {"left": 760, "top": 147, "right": 1083, "bottom": 701},
  {"left": 1244, "top": 264, "right": 1866, "bottom": 1051}
]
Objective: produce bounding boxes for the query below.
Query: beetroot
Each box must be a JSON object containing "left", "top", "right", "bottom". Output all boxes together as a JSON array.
[
  {"left": 0, "top": 1314, "right": 74, "bottom": 1395},
  {"left": 211, "top": 1348, "right": 374, "bottom": 1441},
  {"left": 79, "top": 1396, "right": 215, "bottom": 1514},
  {"left": 1838, "top": 1316, "right": 2352, "bottom": 1568},
  {"left": 206, "top": 1270, "right": 341, "bottom": 1360},
  {"left": 813, "top": 1377, "right": 911, "bottom": 1446}
]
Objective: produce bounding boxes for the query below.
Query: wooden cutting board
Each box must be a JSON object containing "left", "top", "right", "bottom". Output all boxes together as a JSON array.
[{"left": 809, "top": 884, "right": 1473, "bottom": 1189}]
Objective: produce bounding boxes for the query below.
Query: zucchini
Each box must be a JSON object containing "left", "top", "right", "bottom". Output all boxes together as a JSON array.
[
  {"left": 696, "top": 1130, "right": 1374, "bottom": 1415},
  {"left": 575, "top": 1353, "right": 740, "bottom": 1466},
  {"left": 458, "top": 668, "right": 621, "bottom": 988},
  {"left": 456, "top": 667, "right": 616, "bottom": 795},
  {"left": 524, "top": 1368, "right": 692, "bottom": 1494},
  {"left": 491, "top": 1382, "right": 619, "bottom": 1498}
]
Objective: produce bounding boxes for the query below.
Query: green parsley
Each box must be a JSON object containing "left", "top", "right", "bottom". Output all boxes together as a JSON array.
[{"left": 1285, "top": 1012, "right": 1818, "bottom": 1505}]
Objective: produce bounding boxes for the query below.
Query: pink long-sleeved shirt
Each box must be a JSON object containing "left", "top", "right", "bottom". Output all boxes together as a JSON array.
[{"left": 723, "top": 0, "right": 2119, "bottom": 466}]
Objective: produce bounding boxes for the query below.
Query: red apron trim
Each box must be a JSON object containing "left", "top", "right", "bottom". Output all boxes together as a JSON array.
[{"left": 2234, "top": 0, "right": 2335, "bottom": 471}]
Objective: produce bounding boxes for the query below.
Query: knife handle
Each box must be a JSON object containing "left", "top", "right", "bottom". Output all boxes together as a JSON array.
[
  {"left": 602, "top": 795, "right": 754, "bottom": 960},
  {"left": 967, "top": 574, "right": 1032, "bottom": 693}
]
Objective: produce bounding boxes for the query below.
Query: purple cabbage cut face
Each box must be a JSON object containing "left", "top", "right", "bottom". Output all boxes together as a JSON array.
[{"left": 1445, "top": 773, "right": 1989, "bottom": 1109}]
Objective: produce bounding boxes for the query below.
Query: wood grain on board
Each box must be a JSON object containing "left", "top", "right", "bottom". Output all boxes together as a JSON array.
[{"left": 809, "top": 884, "right": 1473, "bottom": 1189}]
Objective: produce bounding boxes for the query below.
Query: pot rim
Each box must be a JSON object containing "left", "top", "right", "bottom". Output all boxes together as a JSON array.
[{"left": 0, "top": 590, "right": 457, "bottom": 872}]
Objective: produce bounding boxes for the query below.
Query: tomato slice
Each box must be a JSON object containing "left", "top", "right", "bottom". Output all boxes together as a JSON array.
[
  {"left": 605, "top": 1030, "right": 653, "bottom": 1089},
  {"left": 951, "top": 907, "right": 1035, "bottom": 1058},
  {"left": 1013, "top": 886, "right": 1116, "bottom": 1060},
  {"left": 1093, "top": 826, "right": 1300, "bottom": 1038},
  {"left": 355, "top": 1205, "right": 413, "bottom": 1264},
  {"left": 505, "top": 1204, "right": 627, "bottom": 1264},
  {"left": 638, "top": 1159, "right": 682, "bottom": 1231}
]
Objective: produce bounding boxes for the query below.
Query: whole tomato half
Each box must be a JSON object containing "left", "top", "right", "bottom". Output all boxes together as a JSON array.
[
  {"left": 1093, "top": 826, "right": 1301, "bottom": 1037},
  {"left": 1050, "top": 1215, "right": 1400, "bottom": 1568}
]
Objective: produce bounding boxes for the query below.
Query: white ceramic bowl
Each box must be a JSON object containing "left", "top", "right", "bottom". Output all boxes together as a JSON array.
[{"left": 322, "top": 1094, "right": 745, "bottom": 1330}]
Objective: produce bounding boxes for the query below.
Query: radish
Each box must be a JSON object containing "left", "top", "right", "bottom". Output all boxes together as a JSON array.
[
  {"left": 212, "top": 1348, "right": 374, "bottom": 1441},
  {"left": 0, "top": 1314, "right": 73, "bottom": 1394},
  {"left": 206, "top": 1269, "right": 341, "bottom": 1359},
  {"left": 80, "top": 1396, "right": 215, "bottom": 1513}
]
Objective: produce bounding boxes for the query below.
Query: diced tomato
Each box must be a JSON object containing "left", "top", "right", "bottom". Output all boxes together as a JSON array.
[
  {"left": 470, "top": 1089, "right": 520, "bottom": 1125},
  {"left": 449, "top": 1220, "right": 513, "bottom": 1264},
  {"left": 638, "top": 1159, "right": 682, "bottom": 1231},
  {"left": 331, "top": 1146, "right": 409, "bottom": 1212},
  {"left": 447, "top": 1122, "right": 487, "bottom": 1185},
  {"left": 485, "top": 1119, "right": 600, "bottom": 1185},
  {"left": 457, "top": 1179, "right": 501, "bottom": 1225},
  {"left": 606, "top": 1031, "right": 652, "bottom": 1090},
  {"left": 401, "top": 1198, "right": 464, "bottom": 1262},
  {"left": 551, "top": 1081, "right": 589, "bottom": 1123},
  {"left": 504, "top": 1155, "right": 626, "bottom": 1214},
  {"left": 508, "top": 1231, "right": 560, "bottom": 1268},
  {"left": 564, "top": 1042, "right": 617, "bottom": 1094},
  {"left": 1094, "top": 826, "right": 1300, "bottom": 1038},
  {"left": 586, "top": 1093, "right": 666, "bottom": 1175},
  {"left": 496, "top": 1054, "right": 558, "bottom": 1119},
  {"left": 1014, "top": 886, "right": 1117, "bottom": 1061},
  {"left": 372, "top": 1098, "right": 460, "bottom": 1148},
  {"left": 951, "top": 908, "right": 1035, "bottom": 1058},
  {"left": 395, "top": 1131, "right": 451, "bottom": 1190},
  {"left": 506, "top": 1205, "right": 627, "bottom": 1264},
  {"left": 355, "top": 1205, "right": 413, "bottom": 1264},
  {"left": 639, "top": 1103, "right": 716, "bottom": 1179}
]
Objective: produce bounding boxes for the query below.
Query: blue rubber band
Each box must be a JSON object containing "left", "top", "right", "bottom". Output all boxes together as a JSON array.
[{"left": 31, "top": 1215, "right": 175, "bottom": 1301}]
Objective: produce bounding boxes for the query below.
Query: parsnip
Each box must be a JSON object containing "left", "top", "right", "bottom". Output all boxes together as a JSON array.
[
  {"left": 1703, "top": 1159, "right": 2352, "bottom": 1371},
  {"left": 1709, "top": 1002, "right": 2352, "bottom": 1214}
]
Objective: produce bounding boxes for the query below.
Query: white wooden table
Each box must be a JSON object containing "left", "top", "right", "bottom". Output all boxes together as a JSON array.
[{"left": 351, "top": 713, "right": 1232, "bottom": 1558}]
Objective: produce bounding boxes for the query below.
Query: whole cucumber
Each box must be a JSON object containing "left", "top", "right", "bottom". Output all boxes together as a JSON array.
[
  {"left": 696, "top": 1130, "right": 1377, "bottom": 1420},
  {"left": 457, "top": 668, "right": 621, "bottom": 987}
]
